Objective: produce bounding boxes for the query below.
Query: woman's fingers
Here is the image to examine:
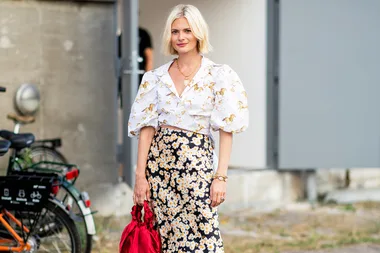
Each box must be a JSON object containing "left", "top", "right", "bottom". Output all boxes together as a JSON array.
[
  {"left": 220, "top": 194, "right": 226, "bottom": 204},
  {"left": 212, "top": 192, "right": 223, "bottom": 207},
  {"left": 210, "top": 190, "right": 227, "bottom": 207},
  {"left": 133, "top": 193, "right": 139, "bottom": 205},
  {"left": 138, "top": 192, "right": 145, "bottom": 205},
  {"left": 133, "top": 178, "right": 150, "bottom": 206},
  {"left": 133, "top": 191, "right": 145, "bottom": 206},
  {"left": 211, "top": 192, "right": 218, "bottom": 207},
  {"left": 210, "top": 182, "right": 226, "bottom": 207},
  {"left": 210, "top": 184, "right": 216, "bottom": 207},
  {"left": 217, "top": 193, "right": 225, "bottom": 206},
  {"left": 146, "top": 188, "right": 151, "bottom": 202}
]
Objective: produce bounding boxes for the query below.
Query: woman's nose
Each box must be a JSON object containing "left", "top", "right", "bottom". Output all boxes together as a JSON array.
[{"left": 178, "top": 32, "right": 184, "bottom": 40}]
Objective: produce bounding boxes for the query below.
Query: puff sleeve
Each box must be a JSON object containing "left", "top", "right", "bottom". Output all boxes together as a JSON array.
[
  {"left": 210, "top": 65, "right": 249, "bottom": 134},
  {"left": 128, "top": 71, "right": 159, "bottom": 137}
]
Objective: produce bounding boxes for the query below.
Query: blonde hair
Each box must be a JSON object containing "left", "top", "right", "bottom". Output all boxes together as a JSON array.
[{"left": 162, "top": 4, "right": 212, "bottom": 55}]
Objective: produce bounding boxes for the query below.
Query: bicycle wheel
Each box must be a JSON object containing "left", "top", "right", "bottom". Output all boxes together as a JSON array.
[
  {"left": 35, "top": 200, "right": 82, "bottom": 252},
  {"left": 2, "top": 199, "right": 81, "bottom": 253},
  {"left": 29, "top": 148, "right": 94, "bottom": 253},
  {"left": 29, "top": 146, "right": 68, "bottom": 169},
  {"left": 56, "top": 186, "right": 94, "bottom": 253}
]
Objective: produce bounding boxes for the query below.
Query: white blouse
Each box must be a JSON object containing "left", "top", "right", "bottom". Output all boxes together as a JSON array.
[{"left": 128, "top": 57, "right": 249, "bottom": 138}]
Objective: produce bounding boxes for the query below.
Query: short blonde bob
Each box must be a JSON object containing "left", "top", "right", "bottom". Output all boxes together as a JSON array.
[{"left": 162, "top": 4, "right": 212, "bottom": 55}]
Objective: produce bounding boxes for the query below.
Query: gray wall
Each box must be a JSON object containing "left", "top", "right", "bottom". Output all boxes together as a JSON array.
[
  {"left": 0, "top": 1, "right": 118, "bottom": 196},
  {"left": 278, "top": 0, "right": 380, "bottom": 168}
]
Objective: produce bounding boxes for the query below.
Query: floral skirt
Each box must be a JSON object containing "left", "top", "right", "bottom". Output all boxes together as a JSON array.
[{"left": 146, "top": 127, "right": 224, "bottom": 253}]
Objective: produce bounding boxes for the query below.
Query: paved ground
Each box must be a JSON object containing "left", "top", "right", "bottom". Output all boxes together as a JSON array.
[{"left": 284, "top": 244, "right": 380, "bottom": 253}]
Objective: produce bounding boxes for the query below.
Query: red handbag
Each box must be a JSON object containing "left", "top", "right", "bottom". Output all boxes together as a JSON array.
[{"left": 119, "top": 201, "right": 161, "bottom": 253}]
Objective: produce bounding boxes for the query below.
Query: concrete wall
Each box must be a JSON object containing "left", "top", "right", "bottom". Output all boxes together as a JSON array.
[{"left": 0, "top": 1, "right": 118, "bottom": 209}]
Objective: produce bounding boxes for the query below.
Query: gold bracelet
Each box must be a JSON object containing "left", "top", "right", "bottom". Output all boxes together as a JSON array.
[{"left": 212, "top": 174, "right": 228, "bottom": 182}]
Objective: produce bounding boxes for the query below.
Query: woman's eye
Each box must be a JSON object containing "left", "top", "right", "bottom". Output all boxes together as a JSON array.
[
  {"left": 171, "top": 30, "right": 178, "bottom": 34},
  {"left": 185, "top": 29, "right": 192, "bottom": 33}
]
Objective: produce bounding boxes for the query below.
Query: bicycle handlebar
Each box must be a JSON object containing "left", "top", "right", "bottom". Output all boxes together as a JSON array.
[{"left": 0, "top": 87, "right": 6, "bottom": 92}]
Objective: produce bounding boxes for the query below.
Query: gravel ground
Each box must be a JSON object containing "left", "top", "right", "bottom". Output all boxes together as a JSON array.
[
  {"left": 93, "top": 202, "right": 380, "bottom": 253},
  {"left": 283, "top": 244, "right": 380, "bottom": 253}
]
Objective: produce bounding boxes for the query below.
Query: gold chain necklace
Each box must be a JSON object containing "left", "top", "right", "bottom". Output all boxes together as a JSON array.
[{"left": 176, "top": 59, "right": 200, "bottom": 86}]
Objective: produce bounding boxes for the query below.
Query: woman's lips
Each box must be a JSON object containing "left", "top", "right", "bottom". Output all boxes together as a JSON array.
[{"left": 177, "top": 43, "right": 187, "bottom": 47}]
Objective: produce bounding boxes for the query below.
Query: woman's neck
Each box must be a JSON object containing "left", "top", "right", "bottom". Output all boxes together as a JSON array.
[{"left": 177, "top": 51, "right": 202, "bottom": 67}]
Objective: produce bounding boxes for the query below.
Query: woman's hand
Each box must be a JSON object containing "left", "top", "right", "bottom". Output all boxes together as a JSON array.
[
  {"left": 133, "top": 127, "right": 155, "bottom": 206},
  {"left": 210, "top": 130, "right": 232, "bottom": 207},
  {"left": 133, "top": 175, "right": 150, "bottom": 206},
  {"left": 210, "top": 179, "right": 227, "bottom": 207}
]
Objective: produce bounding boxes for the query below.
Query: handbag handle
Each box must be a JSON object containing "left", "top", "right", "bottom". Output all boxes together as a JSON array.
[
  {"left": 131, "top": 203, "right": 143, "bottom": 223},
  {"left": 143, "top": 201, "right": 155, "bottom": 229}
]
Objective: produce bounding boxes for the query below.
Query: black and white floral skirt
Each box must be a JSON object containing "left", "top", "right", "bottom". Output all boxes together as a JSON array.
[{"left": 146, "top": 127, "right": 224, "bottom": 253}]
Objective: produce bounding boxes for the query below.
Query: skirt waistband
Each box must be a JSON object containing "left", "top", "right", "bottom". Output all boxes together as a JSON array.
[{"left": 157, "top": 127, "right": 211, "bottom": 141}]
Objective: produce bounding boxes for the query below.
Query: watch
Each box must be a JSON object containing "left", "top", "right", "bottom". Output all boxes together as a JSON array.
[{"left": 212, "top": 174, "right": 228, "bottom": 182}]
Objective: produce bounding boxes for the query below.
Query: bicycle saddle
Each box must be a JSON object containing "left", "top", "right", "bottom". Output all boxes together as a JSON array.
[
  {"left": 0, "top": 130, "right": 35, "bottom": 150},
  {"left": 7, "top": 113, "right": 35, "bottom": 124},
  {"left": 0, "top": 140, "right": 11, "bottom": 156}
]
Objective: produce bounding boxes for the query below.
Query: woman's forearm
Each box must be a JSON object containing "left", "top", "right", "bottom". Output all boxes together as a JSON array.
[
  {"left": 216, "top": 130, "right": 233, "bottom": 175},
  {"left": 136, "top": 126, "right": 156, "bottom": 179}
]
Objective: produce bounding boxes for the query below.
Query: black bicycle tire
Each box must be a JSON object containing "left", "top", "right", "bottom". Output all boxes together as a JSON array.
[
  {"left": 43, "top": 200, "right": 82, "bottom": 253},
  {"left": 28, "top": 147, "right": 93, "bottom": 253},
  {"left": 0, "top": 200, "right": 82, "bottom": 253},
  {"left": 29, "top": 146, "right": 68, "bottom": 164},
  {"left": 59, "top": 184, "right": 93, "bottom": 253},
  {"left": 85, "top": 234, "right": 93, "bottom": 253}
]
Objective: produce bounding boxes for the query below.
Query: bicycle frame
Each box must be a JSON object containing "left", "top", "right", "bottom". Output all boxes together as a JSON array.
[{"left": 0, "top": 209, "right": 31, "bottom": 252}]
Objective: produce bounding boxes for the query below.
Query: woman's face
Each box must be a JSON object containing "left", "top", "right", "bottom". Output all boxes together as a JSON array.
[{"left": 171, "top": 17, "right": 198, "bottom": 55}]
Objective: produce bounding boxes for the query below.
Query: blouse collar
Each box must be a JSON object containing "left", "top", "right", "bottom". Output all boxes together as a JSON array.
[{"left": 155, "top": 56, "right": 214, "bottom": 97}]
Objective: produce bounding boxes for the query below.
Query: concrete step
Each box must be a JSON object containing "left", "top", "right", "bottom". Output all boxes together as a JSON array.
[{"left": 324, "top": 188, "right": 380, "bottom": 204}]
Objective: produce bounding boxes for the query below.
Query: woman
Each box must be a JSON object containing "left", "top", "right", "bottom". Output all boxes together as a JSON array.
[{"left": 128, "top": 4, "right": 249, "bottom": 252}]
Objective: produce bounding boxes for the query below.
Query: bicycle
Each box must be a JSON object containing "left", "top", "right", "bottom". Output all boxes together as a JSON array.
[
  {"left": 1, "top": 99, "right": 96, "bottom": 253},
  {"left": 0, "top": 130, "right": 96, "bottom": 253},
  {"left": 0, "top": 87, "right": 81, "bottom": 252}
]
